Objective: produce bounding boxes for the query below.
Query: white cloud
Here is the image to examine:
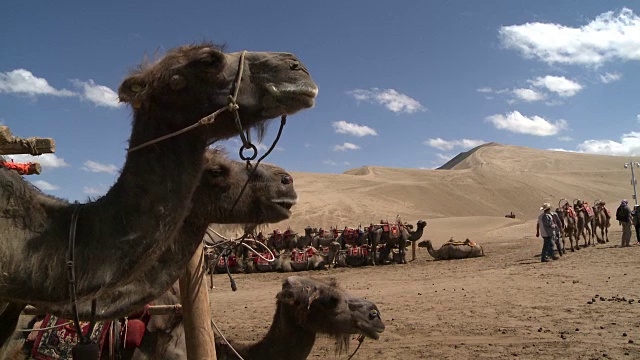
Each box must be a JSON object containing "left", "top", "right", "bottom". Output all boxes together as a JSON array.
[
  {"left": 323, "top": 160, "right": 337, "bottom": 166},
  {"left": 343, "top": 161, "right": 351, "bottom": 166},
  {"left": 30, "top": 180, "right": 60, "bottom": 191},
  {"left": 477, "top": 87, "right": 493, "bottom": 93},
  {"left": 436, "top": 153, "right": 453, "bottom": 162},
  {"left": 332, "top": 121, "right": 378, "bottom": 137},
  {"left": 499, "top": 8, "right": 640, "bottom": 66},
  {"left": 83, "top": 185, "right": 108, "bottom": 196},
  {"left": 347, "top": 88, "right": 426, "bottom": 113},
  {"left": 71, "top": 79, "right": 121, "bottom": 108},
  {"left": 81, "top": 160, "right": 118, "bottom": 174},
  {"left": 576, "top": 132, "right": 640, "bottom": 156},
  {"left": 333, "top": 142, "right": 361, "bottom": 151},
  {"left": 485, "top": 111, "right": 568, "bottom": 136},
  {"left": 0, "top": 69, "right": 74, "bottom": 97},
  {"left": 599, "top": 72, "right": 623, "bottom": 83},
  {"left": 558, "top": 136, "right": 573, "bottom": 142},
  {"left": 529, "top": 76, "right": 583, "bottom": 97},
  {"left": 637, "top": 114, "right": 640, "bottom": 124},
  {"left": 425, "top": 138, "right": 485, "bottom": 151},
  {"left": 6, "top": 154, "right": 69, "bottom": 169},
  {"left": 512, "top": 88, "right": 546, "bottom": 102}
]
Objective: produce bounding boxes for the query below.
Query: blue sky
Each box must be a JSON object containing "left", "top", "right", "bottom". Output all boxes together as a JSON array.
[{"left": 1, "top": 1, "right": 639, "bottom": 201}]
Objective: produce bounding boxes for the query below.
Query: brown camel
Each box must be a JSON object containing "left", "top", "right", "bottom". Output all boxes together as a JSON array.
[
  {"left": 0, "top": 149, "right": 298, "bottom": 348},
  {"left": 419, "top": 239, "right": 485, "bottom": 260},
  {"left": 267, "top": 227, "right": 299, "bottom": 253},
  {"left": 0, "top": 43, "right": 316, "bottom": 321},
  {"left": 574, "top": 199, "right": 595, "bottom": 247},
  {"left": 125, "top": 276, "right": 385, "bottom": 360},
  {"left": 369, "top": 220, "right": 427, "bottom": 265},
  {"left": 557, "top": 201, "right": 579, "bottom": 251},
  {"left": 592, "top": 200, "right": 611, "bottom": 243}
]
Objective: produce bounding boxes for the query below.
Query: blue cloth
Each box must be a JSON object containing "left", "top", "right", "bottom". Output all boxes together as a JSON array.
[{"left": 541, "top": 236, "right": 555, "bottom": 261}]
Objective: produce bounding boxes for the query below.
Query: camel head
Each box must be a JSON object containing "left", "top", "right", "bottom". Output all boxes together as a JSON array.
[
  {"left": 415, "top": 220, "right": 427, "bottom": 230},
  {"left": 189, "top": 149, "right": 297, "bottom": 224},
  {"left": 118, "top": 42, "right": 318, "bottom": 144},
  {"left": 277, "top": 276, "right": 385, "bottom": 342}
]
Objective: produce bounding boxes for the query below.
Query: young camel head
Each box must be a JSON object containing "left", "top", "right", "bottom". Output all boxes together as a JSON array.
[{"left": 277, "top": 276, "right": 385, "bottom": 343}]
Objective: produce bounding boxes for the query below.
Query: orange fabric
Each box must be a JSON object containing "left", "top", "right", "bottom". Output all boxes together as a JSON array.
[{"left": 1, "top": 160, "right": 35, "bottom": 175}]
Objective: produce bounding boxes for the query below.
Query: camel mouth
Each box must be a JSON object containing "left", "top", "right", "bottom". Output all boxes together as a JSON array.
[
  {"left": 267, "top": 83, "right": 318, "bottom": 112},
  {"left": 272, "top": 198, "right": 298, "bottom": 211},
  {"left": 358, "top": 323, "right": 385, "bottom": 340}
]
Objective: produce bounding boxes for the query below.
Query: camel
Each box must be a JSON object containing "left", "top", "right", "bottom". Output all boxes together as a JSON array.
[
  {"left": 419, "top": 239, "right": 485, "bottom": 260},
  {"left": 267, "top": 228, "right": 299, "bottom": 253},
  {"left": 574, "top": 199, "right": 595, "bottom": 247},
  {"left": 289, "top": 242, "right": 341, "bottom": 271},
  {"left": 0, "top": 43, "right": 316, "bottom": 321},
  {"left": 336, "top": 227, "right": 368, "bottom": 249},
  {"left": 0, "top": 149, "right": 298, "bottom": 348},
  {"left": 122, "top": 276, "right": 385, "bottom": 360},
  {"left": 369, "top": 220, "right": 427, "bottom": 265},
  {"left": 592, "top": 200, "right": 611, "bottom": 243},
  {"left": 557, "top": 201, "right": 579, "bottom": 251}
]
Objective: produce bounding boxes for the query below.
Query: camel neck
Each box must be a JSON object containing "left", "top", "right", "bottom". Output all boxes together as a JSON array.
[{"left": 238, "top": 305, "right": 317, "bottom": 360}]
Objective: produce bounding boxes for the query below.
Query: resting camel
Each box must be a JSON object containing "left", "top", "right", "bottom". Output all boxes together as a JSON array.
[
  {"left": 125, "top": 276, "right": 385, "bottom": 360},
  {"left": 267, "top": 228, "right": 298, "bottom": 253},
  {"left": 0, "top": 43, "right": 316, "bottom": 323},
  {"left": 369, "top": 220, "right": 427, "bottom": 265},
  {"left": 0, "top": 149, "right": 298, "bottom": 348},
  {"left": 592, "top": 200, "right": 611, "bottom": 243},
  {"left": 419, "top": 239, "right": 485, "bottom": 260}
]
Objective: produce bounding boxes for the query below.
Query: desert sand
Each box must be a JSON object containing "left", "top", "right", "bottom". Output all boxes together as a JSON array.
[{"left": 209, "top": 143, "right": 640, "bottom": 359}]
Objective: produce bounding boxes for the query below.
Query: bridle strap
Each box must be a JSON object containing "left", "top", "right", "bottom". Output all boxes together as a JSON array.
[
  {"left": 67, "top": 204, "right": 98, "bottom": 344},
  {"left": 127, "top": 50, "right": 248, "bottom": 153}
]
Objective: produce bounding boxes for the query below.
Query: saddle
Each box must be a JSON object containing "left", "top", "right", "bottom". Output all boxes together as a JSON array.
[
  {"left": 292, "top": 247, "right": 317, "bottom": 264},
  {"left": 347, "top": 245, "right": 369, "bottom": 258},
  {"left": 253, "top": 252, "right": 275, "bottom": 266},
  {"left": 29, "top": 315, "right": 111, "bottom": 360},
  {"left": 216, "top": 254, "right": 238, "bottom": 270},
  {"left": 343, "top": 228, "right": 361, "bottom": 246},
  {"left": 444, "top": 239, "right": 477, "bottom": 247},
  {"left": 566, "top": 207, "right": 577, "bottom": 219}
]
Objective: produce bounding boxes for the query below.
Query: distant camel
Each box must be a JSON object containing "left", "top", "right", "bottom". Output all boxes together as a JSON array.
[
  {"left": 557, "top": 200, "right": 579, "bottom": 251},
  {"left": 369, "top": 220, "right": 427, "bottom": 264},
  {"left": 574, "top": 199, "right": 595, "bottom": 247},
  {"left": 419, "top": 239, "right": 485, "bottom": 260},
  {"left": 592, "top": 200, "right": 611, "bottom": 243}
]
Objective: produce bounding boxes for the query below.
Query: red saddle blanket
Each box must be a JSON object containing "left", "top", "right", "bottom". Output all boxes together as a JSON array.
[
  {"left": 292, "top": 247, "right": 317, "bottom": 264},
  {"left": 347, "top": 246, "right": 369, "bottom": 258},
  {"left": 254, "top": 252, "right": 275, "bottom": 265},
  {"left": 343, "top": 228, "right": 361, "bottom": 246},
  {"left": 217, "top": 254, "right": 237, "bottom": 268},
  {"left": 566, "top": 207, "right": 577, "bottom": 219},
  {"left": 583, "top": 204, "right": 594, "bottom": 217},
  {"left": 32, "top": 315, "right": 111, "bottom": 360}
]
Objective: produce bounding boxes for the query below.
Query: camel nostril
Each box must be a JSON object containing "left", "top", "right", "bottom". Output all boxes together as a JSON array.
[
  {"left": 289, "top": 61, "right": 300, "bottom": 70},
  {"left": 281, "top": 175, "right": 293, "bottom": 184}
]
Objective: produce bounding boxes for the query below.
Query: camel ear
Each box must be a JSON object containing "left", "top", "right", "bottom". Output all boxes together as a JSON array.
[{"left": 118, "top": 74, "right": 147, "bottom": 106}]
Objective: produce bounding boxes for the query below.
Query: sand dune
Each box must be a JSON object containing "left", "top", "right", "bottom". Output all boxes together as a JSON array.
[{"left": 239, "top": 143, "right": 634, "bottom": 244}]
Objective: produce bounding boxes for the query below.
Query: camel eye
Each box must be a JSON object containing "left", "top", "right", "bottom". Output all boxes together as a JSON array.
[
  {"left": 369, "top": 309, "right": 379, "bottom": 319},
  {"left": 281, "top": 175, "right": 293, "bottom": 184}
]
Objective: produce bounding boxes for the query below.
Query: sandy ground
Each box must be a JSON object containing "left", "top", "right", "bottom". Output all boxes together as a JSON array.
[{"left": 210, "top": 223, "right": 640, "bottom": 360}]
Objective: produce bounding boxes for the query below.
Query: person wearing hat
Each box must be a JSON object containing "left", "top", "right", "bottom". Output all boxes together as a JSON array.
[
  {"left": 616, "top": 199, "right": 632, "bottom": 247},
  {"left": 536, "top": 202, "right": 558, "bottom": 262}
]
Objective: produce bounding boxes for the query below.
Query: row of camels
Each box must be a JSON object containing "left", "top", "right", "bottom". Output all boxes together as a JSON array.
[
  {"left": 206, "top": 219, "right": 428, "bottom": 274},
  {"left": 555, "top": 198, "right": 612, "bottom": 252},
  {"left": 0, "top": 42, "right": 392, "bottom": 360}
]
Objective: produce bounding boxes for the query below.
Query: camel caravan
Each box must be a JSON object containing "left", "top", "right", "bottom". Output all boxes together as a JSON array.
[
  {"left": 204, "top": 219, "right": 430, "bottom": 275},
  {"left": 0, "top": 43, "right": 390, "bottom": 359}
]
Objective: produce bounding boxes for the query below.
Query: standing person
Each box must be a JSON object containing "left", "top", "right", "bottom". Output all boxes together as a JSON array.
[
  {"left": 616, "top": 199, "right": 632, "bottom": 247},
  {"left": 551, "top": 208, "right": 565, "bottom": 255},
  {"left": 632, "top": 205, "right": 640, "bottom": 245},
  {"left": 536, "top": 203, "right": 558, "bottom": 262}
]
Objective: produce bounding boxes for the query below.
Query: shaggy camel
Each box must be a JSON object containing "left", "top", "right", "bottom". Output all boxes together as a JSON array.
[
  {"left": 125, "top": 276, "right": 385, "bottom": 360},
  {"left": 369, "top": 220, "right": 427, "bottom": 265},
  {"left": 419, "top": 239, "right": 485, "bottom": 260},
  {"left": 0, "top": 149, "right": 298, "bottom": 348},
  {"left": 0, "top": 43, "right": 316, "bottom": 321},
  {"left": 593, "top": 201, "right": 611, "bottom": 243}
]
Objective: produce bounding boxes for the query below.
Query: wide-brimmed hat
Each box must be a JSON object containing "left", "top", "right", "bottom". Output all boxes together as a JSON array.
[{"left": 540, "top": 203, "right": 552, "bottom": 211}]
